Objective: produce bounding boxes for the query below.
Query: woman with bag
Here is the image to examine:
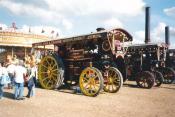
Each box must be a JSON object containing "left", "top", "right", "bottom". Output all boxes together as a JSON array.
[{"left": 0, "top": 62, "right": 10, "bottom": 99}]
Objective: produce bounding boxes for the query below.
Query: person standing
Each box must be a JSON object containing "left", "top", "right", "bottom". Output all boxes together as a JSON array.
[
  {"left": 0, "top": 63, "right": 10, "bottom": 99},
  {"left": 14, "top": 60, "right": 26, "bottom": 100},
  {"left": 26, "top": 62, "right": 37, "bottom": 98}
]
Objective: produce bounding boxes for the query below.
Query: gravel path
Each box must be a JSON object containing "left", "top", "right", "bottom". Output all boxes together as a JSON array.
[{"left": 0, "top": 81, "right": 175, "bottom": 117}]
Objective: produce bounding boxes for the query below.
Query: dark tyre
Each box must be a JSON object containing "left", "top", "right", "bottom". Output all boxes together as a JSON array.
[
  {"left": 153, "top": 71, "right": 164, "bottom": 87},
  {"left": 103, "top": 67, "right": 123, "bottom": 93},
  {"left": 157, "top": 67, "right": 175, "bottom": 84},
  {"left": 136, "top": 71, "right": 155, "bottom": 89}
]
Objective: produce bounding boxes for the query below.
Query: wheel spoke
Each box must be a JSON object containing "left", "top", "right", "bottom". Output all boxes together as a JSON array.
[
  {"left": 111, "top": 84, "right": 114, "bottom": 91},
  {"left": 41, "top": 77, "right": 49, "bottom": 82},
  {"left": 52, "top": 77, "right": 58, "bottom": 83},
  {"left": 140, "top": 81, "right": 144, "bottom": 85},
  {"left": 92, "top": 85, "right": 98, "bottom": 92},
  {"left": 83, "top": 77, "right": 89, "bottom": 82},
  {"left": 41, "top": 71, "right": 48, "bottom": 74},
  {"left": 52, "top": 69, "right": 59, "bottom": 72},
  {"left": 108, "top": 70, "right": 114, "bottom": 77},
  {"left": 52, "top": 72, "right": 59, "bottom": 76},
  {"left": 51, "top": 64, "right": 58, "bottom": 69},
  {"left": 46, "top": 59, "right": 50, "bottom": 65},
  {"left": 46, "top": 80, "right": 51, "bottom": 88},
  {"left": 84, "top": 82, "right": 90, "bottom": 89},
  {"left": 41, "top": 64, "right": 48, "bottom": 69}
]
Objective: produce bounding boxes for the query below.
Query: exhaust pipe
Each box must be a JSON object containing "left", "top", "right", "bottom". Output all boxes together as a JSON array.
[
  {"left": 165, "top": 26, "right": 170, "bottom": 45},
  {"left": 145, "top": 7, "right": 151, "bottom": 44}
]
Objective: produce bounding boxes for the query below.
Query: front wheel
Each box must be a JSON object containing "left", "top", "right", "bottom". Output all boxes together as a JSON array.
[
  {"left": 103, "top": 67, "right": 123, "bottom": 93},
  {"left": 163, "top": 67, "right": 175, "bottom": 84},
  {"left": 136, "top": 71, "right": 155, "bottom": 89},
  {"left": 79, "top": 67, "right": 103, "bottom": 97},
  {"left": 157, "top": 67, "right": 175, "bottom": 84},
  {"left": 153, "top": 71, "right": 164, "bottom": 87}
]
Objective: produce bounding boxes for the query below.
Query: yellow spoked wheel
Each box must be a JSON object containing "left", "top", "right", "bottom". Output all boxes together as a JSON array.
[
  {"left": 79, "top": 67, "right": 103, "bottom": 97},
  {"left": 103, "top": 67, "right": 123, "bottom": 93},
  {"left": 38, "top": 55, "right": 63, "bottom": 89}
]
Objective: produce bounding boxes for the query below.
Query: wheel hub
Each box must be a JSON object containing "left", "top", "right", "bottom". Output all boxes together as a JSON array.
[
  {"left": 90, "top": 78, "right": 96, "bottom": 85},
  {"left": 47, "top": 67, "right": 52, "bottom": 76},
  {"left": 108, "top": 77, "right": 113, "bottom": 85}
]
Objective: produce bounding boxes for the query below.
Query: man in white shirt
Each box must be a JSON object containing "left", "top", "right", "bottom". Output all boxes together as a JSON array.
[{"left": 14, "top": 60, "right": 26, "bottom": 100}]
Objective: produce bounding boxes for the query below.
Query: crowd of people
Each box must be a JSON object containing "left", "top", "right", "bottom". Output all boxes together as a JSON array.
[{"left": 0, "top": 55, "right": 37, "bottom": 100}]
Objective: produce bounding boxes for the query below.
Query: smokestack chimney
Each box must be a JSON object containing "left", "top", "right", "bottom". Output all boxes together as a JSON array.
[
  {"left": 165, "top": 26, "right": 170, "bottom": 45},
  {"left": 145, "top": 7, "right": 151, "bottom": 44}
]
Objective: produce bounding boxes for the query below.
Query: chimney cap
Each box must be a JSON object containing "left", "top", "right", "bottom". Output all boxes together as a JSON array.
[{"left": 96, "top": 27, "right": 105, "bottom": 32}]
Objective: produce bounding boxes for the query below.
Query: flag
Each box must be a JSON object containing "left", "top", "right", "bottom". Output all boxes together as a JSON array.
[
  {"left": 12, "top": 22, "right": 17, "bottom": 29},
  {"left": 41, "top": 29, "right": 45, "bottom": 33},
  {"left": 29, "top": 27, "right": 31, "bottom": 33},
  {"left": 56, "top": 32, "right": 59, "bottom": 37},
  {"left": 51, "top": 30, "right": 54, "bottom": 34}
]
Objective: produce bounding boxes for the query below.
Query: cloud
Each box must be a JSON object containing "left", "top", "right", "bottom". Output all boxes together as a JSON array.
[
  {"left": 0, "top": 0, "right": 145, "bottom": 31},
  {"left": 133, "top": 22, "right": 175, "bottom": 48},
  {"left": 170, "top": 27, "right": 175, "bottom": 36},
  {"left": 152, "top": 22, "right": 166, "bottom": 43},
  {"left": 164, "top": 7, "right": 175, "bottom": 18},
  {"left": 134, "top": 22, "right": 166, "bottom": 44},
  {"left": 0, "top": 0, "right": 72, "bottom": 30},
  {"left": 133, "top": 30, "right": 145, "bottom": 44},
  {"left": 0, "top": 0, "right": 62, "bottom": 22},
  {"left": 0, "top": 23, "right": 8, "bottom": 30},
  {"left": 104, "top": 18, "right": 123, "bottom": 28},
  {"left": 44, "top": 0, "right": 145, "bottom": 16},
  {"left": 62, "top": 19, "right": 73, "bottom": 30}
]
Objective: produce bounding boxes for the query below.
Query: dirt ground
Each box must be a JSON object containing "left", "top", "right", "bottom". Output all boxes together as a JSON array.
[{"left": 0, "top": 81, "right": 175, "bottom": 117}]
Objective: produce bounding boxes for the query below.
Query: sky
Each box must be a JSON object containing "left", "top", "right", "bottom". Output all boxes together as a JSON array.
[{"left": 0, "top": 0, "right": 175, "bottom": 48}]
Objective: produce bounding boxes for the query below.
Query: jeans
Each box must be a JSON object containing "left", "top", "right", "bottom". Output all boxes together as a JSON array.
[
  {"left": 8, "top": 73, "right": 15, "bottom": 88},
  {"left": 14, "top": 82, "right": 24, "bottom": 99},
  {"left": 27, "top": 85, "right": 35, "bottom": 97},
  {"left": 0, "top": 84, "right": 4, "bottom": 99},
  {"left": 27, "top": 78, "right": 35, "bottom": 97}
]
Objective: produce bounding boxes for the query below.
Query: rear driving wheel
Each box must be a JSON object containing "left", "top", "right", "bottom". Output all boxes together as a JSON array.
[{"left": 38, "top": 54, "right": 64, "bottom": 89}]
